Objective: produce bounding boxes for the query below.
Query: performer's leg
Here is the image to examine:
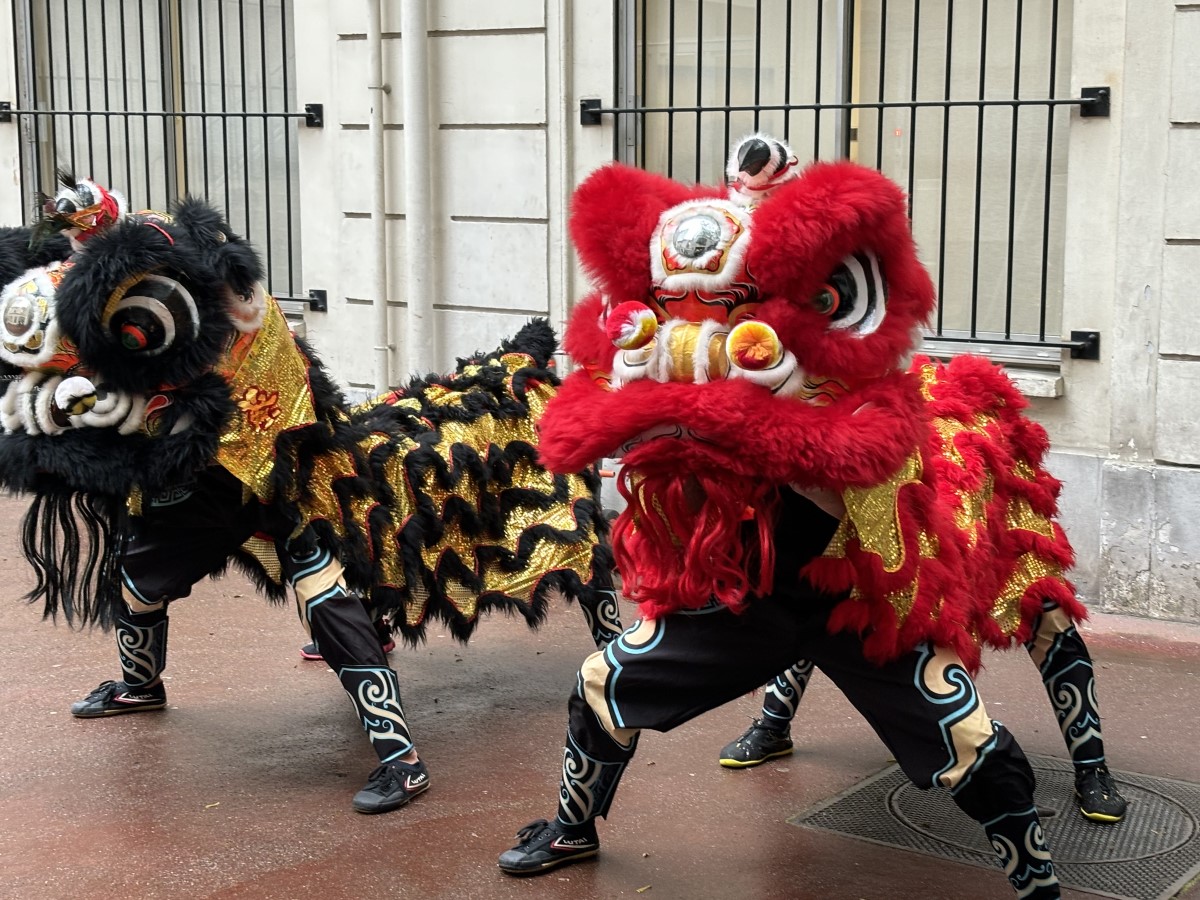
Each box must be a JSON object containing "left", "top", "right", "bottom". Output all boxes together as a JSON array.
[
  {"left": 576, "top": 584, "right": 624, "bottom": 650},
  {"left": 814, "top": 638, "right": 1060, "bottom": 899},
  {"left": 69, "top": 584, "right": 170, "bottom": 717},
  {"left": 71, "top": 473, "right": 250, "bottom": 719},
  {"left": 1026, "top": 602, "right": 1127, "bottom": 822},
  {"left": 282, "top": 530, "right": 427, "bottom": 814},
  {"left": 499, "top": 598, "right": 813, "bottom": 875},
  {"left": 718, "top": 659, "right": 814, "bottom": 768}
]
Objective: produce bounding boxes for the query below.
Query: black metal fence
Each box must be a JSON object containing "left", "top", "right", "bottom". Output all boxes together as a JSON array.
[
  {"left": 5, "top": 0, "right": 313, "bottom": 300},
  {"left": 589, "top": 0, "right": 1106, "bottom": 360}
]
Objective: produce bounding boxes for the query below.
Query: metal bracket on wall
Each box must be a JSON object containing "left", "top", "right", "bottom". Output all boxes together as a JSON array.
[
  {"left": 0, "top": 101, "right": 11, "bottom": 123},
  {"left": 304, "top": 103, "right": 324, "bottom": 128},
  {"left": 580, "top": 98, "right": 602, "bottom": 126},
  {"left": 1079, "top": 87, "right": 1111, "bottom": 118},
  {"left": 308, "top": 289, "right": 328, "bottom": 312},
  {"left": 1069, "top": 330, "right": 1101, "bottom": 360}
]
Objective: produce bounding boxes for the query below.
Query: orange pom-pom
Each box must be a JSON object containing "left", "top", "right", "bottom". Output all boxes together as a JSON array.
[{"left": 726, "top": 320, "right": 783, "bottom": 370}]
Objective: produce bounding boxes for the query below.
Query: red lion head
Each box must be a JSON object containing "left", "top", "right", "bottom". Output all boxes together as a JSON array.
[{"left": 539, "top": 137, "right": 1079, "bottom": 662}]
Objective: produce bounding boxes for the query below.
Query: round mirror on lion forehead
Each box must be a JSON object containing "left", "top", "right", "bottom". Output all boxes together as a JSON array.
[
  {"left": 649, "top": 198, "right": 757, "bottom": 326},
  {"left": 0, "top": 263, "right": 69, "bottom": 368}
]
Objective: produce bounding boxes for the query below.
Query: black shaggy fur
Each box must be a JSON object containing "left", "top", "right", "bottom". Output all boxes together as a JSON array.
[
  {"left": 1, "top": 195, "right": 611, "bottom": 645},
  {"left": 54, "top": 217, "right": 235, "bottom": 395},
  {"left": 0, "top": 226, "right": 71, "bottom": 285}
]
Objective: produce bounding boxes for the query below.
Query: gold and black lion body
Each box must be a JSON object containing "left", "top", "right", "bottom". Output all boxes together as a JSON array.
[{"left": 0, "top": 180, "right": 614, "bottom": 644}]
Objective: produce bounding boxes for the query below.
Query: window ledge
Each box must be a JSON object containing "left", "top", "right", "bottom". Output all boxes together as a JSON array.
[{"left": 1005, "top": 367, "right": 1064, "bottom": 398}]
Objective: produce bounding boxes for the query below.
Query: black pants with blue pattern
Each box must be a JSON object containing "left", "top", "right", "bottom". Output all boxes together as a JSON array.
[
  {"left": 551, "top": 489, "right": 1059, "bottom": 898},
  {"left": 115, "top": 465, "right": 416, "bottom": 764}
]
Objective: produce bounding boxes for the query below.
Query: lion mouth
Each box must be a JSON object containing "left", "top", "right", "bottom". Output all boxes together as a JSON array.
[{"left": 616, "top": 423, "right": 714, "bottom": 455}]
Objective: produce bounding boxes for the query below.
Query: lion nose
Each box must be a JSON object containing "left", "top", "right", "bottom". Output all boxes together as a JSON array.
[{"left": 661, "top": 321, "right": 730, "bottom": 383}]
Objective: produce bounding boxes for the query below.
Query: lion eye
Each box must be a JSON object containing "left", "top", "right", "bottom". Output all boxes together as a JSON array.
[
  {"left": 812, "top": 286, "right": 840, "bottom": 316},
  {"left": 102, "top": 273, "right": 200, "bottom": 356},
  {"left": 821, "top": 251, "right": 887, "bottom": 335}
]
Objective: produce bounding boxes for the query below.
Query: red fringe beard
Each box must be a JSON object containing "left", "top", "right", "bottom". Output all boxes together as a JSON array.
[{"left": 611, "top": 448, "right": 781, "bottom": 618}]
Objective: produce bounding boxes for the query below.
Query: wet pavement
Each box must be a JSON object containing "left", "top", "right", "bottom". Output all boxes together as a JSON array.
[{"left": 2, "top": 493, "right": 1199, "bottom": 900}]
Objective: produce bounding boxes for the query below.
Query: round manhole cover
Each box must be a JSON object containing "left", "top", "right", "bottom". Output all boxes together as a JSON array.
[{"left": 888, "top": 763, "right": 1196, "bottom": 864}]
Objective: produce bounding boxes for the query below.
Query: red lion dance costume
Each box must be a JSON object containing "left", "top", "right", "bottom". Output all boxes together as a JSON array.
[{"left": 496, "top": 136, "right": 1119, "bottom": 898}]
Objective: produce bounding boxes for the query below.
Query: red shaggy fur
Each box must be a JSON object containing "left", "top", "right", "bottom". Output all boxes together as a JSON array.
[{"left": 544, "top": 160, "right": 1084, "bottom": 671}]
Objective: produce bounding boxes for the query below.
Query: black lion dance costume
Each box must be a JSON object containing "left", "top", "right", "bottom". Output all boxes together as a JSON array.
[{"left": 0, "top": 176, "right": 620, "bottom": 814}]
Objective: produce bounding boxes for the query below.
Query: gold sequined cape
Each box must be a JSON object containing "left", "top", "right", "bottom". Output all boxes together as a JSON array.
[
  {"left": 210, "top": 308, "right": 610, "bottom": 642},
  {"left": 802, "top": 354, "right": 1083, "bottom": 673}
]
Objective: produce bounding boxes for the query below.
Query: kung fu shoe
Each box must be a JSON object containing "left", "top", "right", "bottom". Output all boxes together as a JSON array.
[
  {"left": 1076, "top": 765, "right": 1128, "bottom": 823},
  {"left": 351, "top": 760, "right": 430, "bottom": 814},
  {"left": 718, "top": 718, "right": 794, "bottom": 768},
  {"left": 70, "top": 680, "right": 167, "bottom": 717},
  {"left": 498, "top": 818, "right": 600, "bottom": 875}
]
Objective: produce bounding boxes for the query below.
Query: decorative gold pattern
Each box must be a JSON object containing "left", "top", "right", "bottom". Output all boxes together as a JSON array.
[
  {"left": 990, "top": 553, "right": 1063, "bottom": 636},
  {"left": 1006, "top": 495, "right": 1056, "bottom": 539},
  {"left": 320, "top": 362, "right": 598, "bottom": 625},
  {"left": 841, "top": 452, "right": 923, "bottom": 573},
  {"left": 215, "top": 298, "right": 317, "bottom": 500},
  {"left": 886, "top": 582, "right": 918, "bottom": 624},
  {"left": 235, "top": 385, "right": 282, "bottom": 433},
  {"left": 241, "top": 534, "right": 283, "bottom": 584}
]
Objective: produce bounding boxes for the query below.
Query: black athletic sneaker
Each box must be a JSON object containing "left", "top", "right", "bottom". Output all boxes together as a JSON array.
[
  {"left": 718, "top": 718, "right": 794, "bottom": 768},
  {"left": 498, "top": 818, "right": 600, "bottom": 875},
  {"left": 351, "top": 759, "right": 430, "bottom": 814},
  {"left": 1076, "top": 764, "right": 1128, "bottom": 823},
  {"left": 70, "top": 680, "right": 167, "bottom": 718}
]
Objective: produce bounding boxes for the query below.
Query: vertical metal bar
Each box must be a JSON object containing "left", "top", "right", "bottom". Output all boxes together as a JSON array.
[
  {"left": 158, "top": 0, "right": 171, "bottom": 206},
  {"left": 834, "top": 0, "right": 854, "bottom": 158},
  {"left": 783, "top": 0, "right": 793, "bottom": 143},
  {"left": 934, "top": 1, "right": 954, "bottom": 334},
  {"left": 139, "top": 0, "right": 153, "bottom": 204},
  {"left": 906, "top": 0, "right": 920, "bottom": 216},
  {"left": 281, "top": 0, "right": 295, "bottom": 294},
  {"left": 61, "top": 0, "right": 76, "bottom": 174},
  {"left": 99, "top": 2, "right": 114, "bottom": 185},
  {"left": 753, "top": 0, "right": 763, "bottom": 133},
  {"left": 174, "top": 0, "right": 188, "bottom": 193},
  {"left": 1038, "top": 0, "right": 1061, "bottom": 341},
  {"left": 218, "top": 0, "right": 231, "bottom": 218},
  {"left": 160, "top": 0, "right": 186, "bottom": 206},
  {"left": 199, "top": 0, "right": 211, "bottom": 197},
  {"left": 695, "top": 0, "right": 704, "bottom": 182},
  {"left": 119, "top": 0, "right": 134, "bottom": 197},
  {"left": 81, "top": 0, "right": 96, "bottom": 178},
  {"left": 239, "top": 0, "right": 251, "bottom": 238},
  {"left": 618, "top": 0, "right": 637, "bottom": 164},
  {"left": 667, "top": 0, "right": 676, "bottom": 177},
  {"left": 1002, "top": 0, "right": 1024, "bottom": 338},
  {"left": 259, "top": 0, "right": 274, "bottom": 284},
  {"left": 722, "top": 0, "right": 732, "bottom": 154},
  {"left": 968, "top": 0, "right": 989, "bottom": 337},
  {"left": 640, "top": 0, "right": 647, "bottom": 167},
  {"left": 612, "top": 0, "right": 620, "bottom": 160},
  {"left": 875, "top": 0, "right": 887, "bottom": 169},
  {"left": 814, "top": 0, "right": 824, "bottom": 159}
]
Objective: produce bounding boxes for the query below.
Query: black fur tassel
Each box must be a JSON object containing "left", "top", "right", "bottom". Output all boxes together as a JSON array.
[{"left": 21, "top": 490, "right": 125, "bottom": 629}]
